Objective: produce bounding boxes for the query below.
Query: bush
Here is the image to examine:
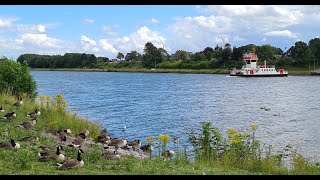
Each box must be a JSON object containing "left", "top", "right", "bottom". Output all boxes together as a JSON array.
[{"left": 0, "top": 58, "right": 37, "bottom": 97}]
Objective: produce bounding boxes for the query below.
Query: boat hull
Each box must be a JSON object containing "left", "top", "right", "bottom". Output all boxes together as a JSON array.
[{"left": 230, "top": 73, "right": 288, "bottom": 77}]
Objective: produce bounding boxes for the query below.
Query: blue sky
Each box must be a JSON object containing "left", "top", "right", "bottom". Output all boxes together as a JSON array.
[{"left": 1, "top": 5, "right": 320, "bottom": 59}]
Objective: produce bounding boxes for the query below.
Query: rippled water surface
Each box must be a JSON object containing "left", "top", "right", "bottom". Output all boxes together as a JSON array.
[{"left": 31, "top": 71, "right": 320, "bottom": 161}]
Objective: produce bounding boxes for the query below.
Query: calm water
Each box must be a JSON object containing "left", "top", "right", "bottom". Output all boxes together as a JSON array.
[{"left": 31, "top": 71, "right": 320, "bottom": 161}]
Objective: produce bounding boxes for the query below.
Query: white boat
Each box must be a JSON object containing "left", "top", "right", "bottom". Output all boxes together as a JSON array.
[{"left": 230, "top": 49, "right": 288, "bottom": 77}]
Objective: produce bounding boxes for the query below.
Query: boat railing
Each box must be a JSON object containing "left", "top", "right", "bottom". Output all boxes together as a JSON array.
[{"left": 258, "top": 65, "right": 275, "bottom": 68}]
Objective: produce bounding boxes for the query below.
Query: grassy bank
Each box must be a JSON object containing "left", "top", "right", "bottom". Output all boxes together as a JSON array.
[
  {"left": 1, "top": 92, "right": 320, "bottom": 174},
  {"left": 31, "top": 68, "right": 230, "bottom": 74}
]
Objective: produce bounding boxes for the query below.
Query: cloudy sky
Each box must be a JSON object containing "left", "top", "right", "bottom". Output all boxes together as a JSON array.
[{"left": 0, "top": 5, "right": 320, "bottom": 59}]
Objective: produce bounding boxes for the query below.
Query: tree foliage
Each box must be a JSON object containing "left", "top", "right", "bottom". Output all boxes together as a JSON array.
[
  {"left": 0, "top": 58, "right": 37, "bottom": 97},
  {"left": 17, "top": 53, "right": 97, "bottom": 68}
]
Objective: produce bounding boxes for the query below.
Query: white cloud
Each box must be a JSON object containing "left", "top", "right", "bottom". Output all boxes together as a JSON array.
[
  {"left": 0, "top": 33, "right": 77, "bottom": 59},
  {"left": 150, "top": 18, "right": 159, "bottom": 24},
  {"left": 233, "top": 36, "right": 245, "bottom": 41},
  {"left": 264, "top": 30, "right": 298, "bottom": 39},
  {"left": 261, "top": 37, "right": 267, "bottom": 42},
  {"left": 101, "top": 25, "right": 116, "bottom": 36},
  {"left": 83, "top": 18, "right": 95, "bottom": 24},
  {"left": 167, "top": 15, "right": 233, "bottom": 52},
  {"left": 113, "top": 26, "right": 165, "bottom": 54},
  {"left": 80, "top": 35, "right": 98, "bottom": 52},
  {"left": 99, "top": 39, "right": 118, "bottom": 54},
  {"left": 37, "top": 25, "right": 46, "bottom": 33},
  {"left": 198, "top": 5, "right": 304, "bottom": 32},
  {"left": 0, "top": 18, "right": 13, "bottom": 28},
  {"left": 18, "top": 33, "right": 68, "bottom": 48},
  {"left": 0, "top": 36, "right": 23, "bottom": 50}
]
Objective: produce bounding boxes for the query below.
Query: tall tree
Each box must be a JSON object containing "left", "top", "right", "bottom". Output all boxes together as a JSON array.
[
  {"left": 203, "top": 47, "right": 214, "bottom": 60},
  {"left": 117, "top": 52, "right": 124, "bottom": 60},
  {"left": 308, "top": 38, "right": 320, "bottom": 66}
]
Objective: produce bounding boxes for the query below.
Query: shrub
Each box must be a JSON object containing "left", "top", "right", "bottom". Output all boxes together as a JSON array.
[{"left": 0, "top": 58, "right": 37, "bottom": 97}]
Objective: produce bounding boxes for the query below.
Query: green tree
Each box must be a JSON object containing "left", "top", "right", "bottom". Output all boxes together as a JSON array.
[
  {"left": 142, "top": 42, "right": 163, "bottom": 68},
  {"left": 191, "top": 52, "right": 206, "bottom": 61},
  {"left": 308, "top": 38, "right": 320, "bottom": 66},
  {"left": 203, "top": 47, "right": 214, "bottom": 60},
  {"left": 0, "top": 58, "right": 37, "bottom": 97},
  {"left": 291, "top": 41, "right": 313, "bottom": 67},
  {"left": 117, "top": 52, "right": 124, "bottom": 60}
]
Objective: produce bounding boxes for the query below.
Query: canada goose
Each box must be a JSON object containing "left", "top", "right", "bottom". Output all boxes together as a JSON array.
[
  {"left": 102, "top": 150, "right": 121, "bottom": 160},
  {"left": 260, "top": 106, "right": 265, "bottom": 109},
  {"left": 265, "top": 108, "right": 270, "bottom": 111},
  {"left": 0, "top": 106, "right": 4, "bottom": 112},
  {"left": 0, "top": 139, "right": 20, "bottom": 150},
  {"left": 39, "top": 145, "right": 56, "bottom": 152},
  {"left": 57, "top": 149, "right": 84, "bottom": 170},
  {"left": 173, "top": 137, "right": 179, "bottom": 144},
  {"left": 273, "top": 113, "right": 280, "bottom": 116},
  {"left": 20, "top": 135, "right": 39, "bottom": 142},
  {"left": 27, "top": 109, "right": 41, "bottom": 119},
  {"left": 97, "top": 134, "right": 110, "bottom": 144},
  {"left": 97, "top": 128, "right": 110, "bottom": 143},
  {"left": 57, "top": 129, "right": 71, "bottom": 142},
  {"left": 13, "top": 97, "right": 23, "bottom": 108},
  {"left": 2, "top": 128, "right": 8, "bottom": 138},
  {"left": 108, "top": 138, "right": 127, "bottom": 153},
  {"left": 68, "top": 133, "right": 86, "bottom": 148},
  {"left": 17, "top": 119, "right": 37, "bottom": 129},
  {"left": 2, "top": 112, "right": 17, "bottom": 120},
  {"left": 56, "top": 128, "right": 72, "bottom": 135},
  {"left": 39, "top": 146, "right": 65, "bottom": 161},
  {"left": 79, "top": 130, "right": 89, "bottom": 137},
  {"left": 140, "top": 144, "right": 154, "bottom": 154},
  {"left": 162, "top": 150, "right": 175, "bottom": 159},
  {"left": 127, "top": 140, "right": 141, "bottom": 151}
]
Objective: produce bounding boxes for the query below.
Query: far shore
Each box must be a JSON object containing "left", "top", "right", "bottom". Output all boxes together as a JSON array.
[{"left": 31, "top": 68, "right": 313, "bottom": 76}]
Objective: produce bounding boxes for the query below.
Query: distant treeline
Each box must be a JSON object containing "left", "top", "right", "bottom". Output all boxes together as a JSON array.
[
  {"left": 17, "top": 53, "right": 101, "bottom": 69},
  {"left": 17, "top": 37, "right": 320, "bottom": 70}
]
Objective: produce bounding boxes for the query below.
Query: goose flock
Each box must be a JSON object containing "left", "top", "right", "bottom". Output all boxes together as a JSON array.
[{"left": 0, "top": 96, "right": 176, "bottom": 171}]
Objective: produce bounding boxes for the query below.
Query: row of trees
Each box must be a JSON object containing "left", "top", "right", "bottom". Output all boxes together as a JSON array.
[
  {"left": 17, "top": 53, "right": 99, "bottom": 68},
  {"left": 16, "top": 37, "right": 320, "bottom": 70}
]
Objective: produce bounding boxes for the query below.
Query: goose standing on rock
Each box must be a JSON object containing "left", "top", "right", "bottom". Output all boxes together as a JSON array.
[
  {"left": 102, "top": 150, "right": 121, "bottom": 160},
  {"left": 57, "top": 149, "right": 84, "bottom": 170},
  {"left": 97, "top": 128, "right": 110, "bottom": 144},
  {"left": 27, "top": 109, "right": 41, "bottom": 119},
  {"left": 107, "top": 138, "right": 127, "bottom": 153},
  {"left": 17, "top": 119, "right": 37, "bottom": 129},
  {"left": 140, "top": 144, "right": 154, "bottom": 154},
  {"left": 39, "top": 145, "right": 65, "bottom": 161},
  {"left": 127, "top": 140, "right": 141, "bottom": 151},
  {"left": 0, "top": 139, "right": 20, "bottom": 150}
]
